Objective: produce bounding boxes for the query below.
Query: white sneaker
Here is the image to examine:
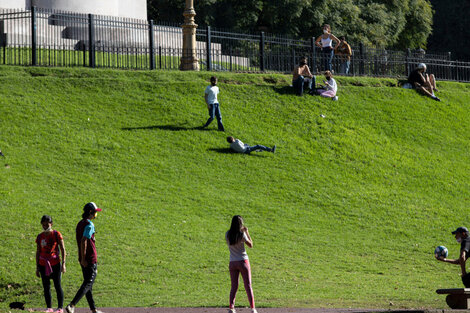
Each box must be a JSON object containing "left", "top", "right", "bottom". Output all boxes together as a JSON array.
[
  {"left": 252, "top": 309, "right": 258, "bottom": 313},
  {"left": 332, "top": 96, "right": 338, "bottom": 101},
  {"left": 228, "top": 309, "right": 236, "bottom": 313},
  {"left": 65, "top": 305, "right": 74, "bottom": 313}
]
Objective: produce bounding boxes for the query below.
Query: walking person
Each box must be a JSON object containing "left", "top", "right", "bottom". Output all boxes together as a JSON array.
[
  {"left": 315, "top": 24, "right": 340, "bottom": 72},
  {"left": 436, "top": 227, "right": 470, "bottom": 287},
  {"left": 202, "top": 76, "right": 225, "bottom": 131},
  {"left": 36, "top": 215, "right": 67, "bottom": 313},
  {"left": 292, "top": 56, "right": 315, "bottom": 96},
  {"left": 226, "top": 215, "right": 257, "bottom": 313},
  {"left": 65, "top": 202, "right": 104, "bottom": 313},
  {"left": 335, "top": 36, "right": 352, "bottom": 75},
  {"left": 227, "top": 136, "right": 275, "bottom": 154}
]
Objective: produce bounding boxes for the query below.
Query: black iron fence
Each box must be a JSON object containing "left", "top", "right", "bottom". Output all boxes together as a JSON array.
[{"left": 0, "top": 7, "right": 469, "bottom": 82}]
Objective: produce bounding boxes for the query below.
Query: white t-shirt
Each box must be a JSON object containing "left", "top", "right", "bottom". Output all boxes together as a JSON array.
[
  {"left": 205, "top": 85, "right": 219, "bottom": 105},
  {"left": 226, "top": 231, "right": 249, "bottom": 262},
  {"left": 230, "top": 139, "right": 246, "bottom": 153},
  {"left": 326, "top": 78, "right": 337, "bottom": 93}
]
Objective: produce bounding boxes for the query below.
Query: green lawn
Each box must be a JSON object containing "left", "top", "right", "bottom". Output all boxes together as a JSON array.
[{"left": 0, "top": 66, "right": 469, "bottom": 310}]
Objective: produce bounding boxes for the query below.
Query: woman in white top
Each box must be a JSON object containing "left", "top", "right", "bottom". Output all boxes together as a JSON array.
[
  {"left": 315, "top": 24, "right": 340, "bottom": 72},
  {"left": 316, "top": 71, "right": 338, "bottom": 99},
  {"left": 226, "top": 215, "right": 256, "bottom": 313}
]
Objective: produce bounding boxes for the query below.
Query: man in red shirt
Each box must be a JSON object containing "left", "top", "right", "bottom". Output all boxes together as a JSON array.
[{"left": 65, "top": 202, "right": 103, "bottom": 313}]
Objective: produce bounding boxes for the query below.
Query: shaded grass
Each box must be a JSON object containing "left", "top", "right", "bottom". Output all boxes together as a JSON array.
[{"left": 0, "top": 66, "right": 469, "bottom": 310}]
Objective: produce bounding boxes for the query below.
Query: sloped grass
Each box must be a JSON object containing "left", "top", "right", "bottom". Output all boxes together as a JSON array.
[{"left": 0, "top": 66, "right": 469, "bottom": 310}]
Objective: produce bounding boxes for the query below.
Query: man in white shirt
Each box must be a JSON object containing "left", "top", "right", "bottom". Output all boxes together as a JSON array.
[
  {"left": 227, "top": 136, "right": 276, "bottom": 154},
  {"left": 202, "top": 76, "right": 225, "bottom": 131}
]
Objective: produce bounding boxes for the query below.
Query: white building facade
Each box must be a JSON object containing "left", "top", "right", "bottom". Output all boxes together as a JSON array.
[{"left": 0, "top": 0, "right": 147, "bottom": 20}]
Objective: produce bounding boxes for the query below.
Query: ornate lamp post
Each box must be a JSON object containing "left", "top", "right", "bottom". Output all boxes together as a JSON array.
[{"left": 180, "top": 0, "right": 199, "bottom": 70}]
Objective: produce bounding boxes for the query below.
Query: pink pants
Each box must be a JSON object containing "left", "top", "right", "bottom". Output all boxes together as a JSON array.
[
  {"left": 229, "top": 260, "right": 255, "bottom": 309},
  {"left": 318, "top": 89, "right": 336, "bottom": 98}
]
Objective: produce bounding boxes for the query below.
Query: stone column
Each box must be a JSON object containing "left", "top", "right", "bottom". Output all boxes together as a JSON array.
[{"left": 180, "top": 0, "right": 199, "bottom": 70}]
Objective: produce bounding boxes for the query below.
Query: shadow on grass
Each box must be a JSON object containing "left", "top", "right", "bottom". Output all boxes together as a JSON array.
[
  {"left": 122, "top": 125, "right": 211, "bottom": 131},
  {"left": 272, "top": 85, "right": 295, "bottom": 95},
  {"left": 208, "top": 148, "right": 265, "bottom": 157}
]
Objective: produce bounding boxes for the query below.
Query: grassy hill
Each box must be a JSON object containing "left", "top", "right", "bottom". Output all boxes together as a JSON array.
[{"left": 0, "top": 66, "right": 470, "bottom": 310}]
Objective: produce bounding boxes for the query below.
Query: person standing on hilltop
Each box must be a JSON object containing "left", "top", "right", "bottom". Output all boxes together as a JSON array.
[
  {"left": 202, "top": 76, "right": 225, "bottom": 131},
  {"left": 335, "top": 36, "right": 352, "bottom": 75},
  {"left": 315, "top": 24, "right": 340, "bottom": 72}
]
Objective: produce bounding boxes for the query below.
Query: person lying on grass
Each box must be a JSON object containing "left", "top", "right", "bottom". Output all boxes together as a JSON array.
[
  {"left": 408, "top": 63, "right": 440, "bottom": 101},
  {"left": 227, "top": 136, "right": 276, "bottom": 154}
]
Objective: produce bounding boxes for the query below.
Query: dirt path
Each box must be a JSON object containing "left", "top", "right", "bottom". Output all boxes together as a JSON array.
[{"left": 63, "top": 308, "right": 430, "bottom": 313}]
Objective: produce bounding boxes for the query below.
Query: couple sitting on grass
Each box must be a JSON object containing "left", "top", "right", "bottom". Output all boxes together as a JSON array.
[{"left": 292, "top": 57, "right": 338, "bottom": 100}]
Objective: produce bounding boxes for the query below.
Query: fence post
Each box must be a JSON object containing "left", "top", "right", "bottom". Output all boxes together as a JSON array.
[
  {"left": 311, "top": 37, "right": 316, "bottom": 73},
  {"left": 405, "top": 48, "right": 411, "bottom": 76},
  {"left": 149, "top": 20, "right": 155, "bottom": 70},
  {"left": 292, "top": 49, "right": 296, "bottom": 70},
  {"left": 448, "top": 52, "right": 452, "bottom": 61},
  {"left": 206, "top": 26, "right": 211, "bottom": 71},
  {"left": 359, "top": 42, "right": 365, "bottom": 75},
  {"left": 31, "top": 6, "right": 37, "bottom": 66},
  {"left": 88, "top": 14, "right": 95, "bottom": 68},
  {"left": 259, "top": 31, "right": 265, "bottom": 72}
]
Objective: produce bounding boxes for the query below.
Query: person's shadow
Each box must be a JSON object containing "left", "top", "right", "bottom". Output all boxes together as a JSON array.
[{"left": 121, "top": 125, "right": 209, "bottom": 131}]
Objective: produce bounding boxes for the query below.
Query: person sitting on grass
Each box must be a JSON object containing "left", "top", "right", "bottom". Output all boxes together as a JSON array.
[
  {"left": 315, "top": 71, "right": 338, "bottom": 100},
  {"left": 408, "top": 63, "right": 440, "bottom": 101},
  {"left": 227, "top": 136, "right": 276, "bottom": 154},
  {"left": 292, "top": 56, "right": 315, "bottom": 96}
]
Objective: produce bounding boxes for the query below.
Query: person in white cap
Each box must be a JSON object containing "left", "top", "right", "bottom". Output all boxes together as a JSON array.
[
  {"left": 408, "top": 63, "right": 440, "bottom": 101},
  {"left": 436, "top": 227, "right": 470, "bottom": 286},
  {"left": 65, "top": 203, "right": 104, "bottom": 313}
]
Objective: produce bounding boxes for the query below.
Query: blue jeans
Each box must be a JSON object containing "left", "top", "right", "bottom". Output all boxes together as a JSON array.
[
  {"left": 292, "top": 76, "right": 314, "bottom": 96},
  {"left": 340, "top": 61, "right": 350, "bottom": 75},
  {"left": 244, "top": 144, "right": 271, "bottom": 154},
  {"left": 322, "top": 47, "right": 334, "bottom": 71},
  {"left": 204, "top": 103, "right": 224, "bottom": 131}
]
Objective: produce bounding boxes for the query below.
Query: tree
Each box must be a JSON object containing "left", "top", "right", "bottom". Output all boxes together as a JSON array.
[{"left": 147, "top": 0, "right": 434, "bottom": 49}]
